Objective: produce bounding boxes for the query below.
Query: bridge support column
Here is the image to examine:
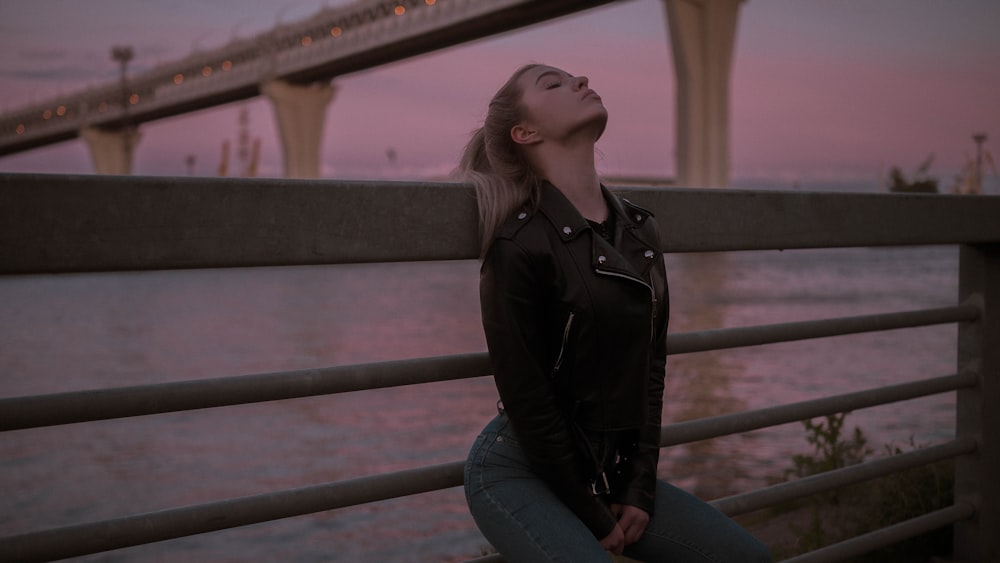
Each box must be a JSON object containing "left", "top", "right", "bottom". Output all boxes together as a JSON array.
[
  {"left": 80, "top": 126, "right": 141, "bottom": 175},
  {"left": 662, "top": 0, "right": 743, "bottom": 188},
  {"left": 262, "top": 80, "right": 336, "bottom": 179}
]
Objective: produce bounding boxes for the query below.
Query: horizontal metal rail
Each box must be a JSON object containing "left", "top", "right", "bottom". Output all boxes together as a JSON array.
[
  {"left": 0, "top": 377, "right": 972, "bottom": 561},
  {"left": 0, "top": 306, "right": 974, "bottom": 432},
  {"left": 667, "top": 303, "right": 980, "bottom": 354},
  {"left": 781, "top": 503, "right": 976, "bottom": 563},
  {"left": 4, "top": 174, "right": 1000, "bottom": 274},
  {"left": 660, "top": 371, "right": 978, "bottom": 447},
  {"left": 709, "top": 438, "right": 977, "bottom": 516},
  {"left": 0, "top": 353, "right": 490, "bottom": 432},
  {"left": 0, "top": 461, "right": 465, "bottom": 563}
]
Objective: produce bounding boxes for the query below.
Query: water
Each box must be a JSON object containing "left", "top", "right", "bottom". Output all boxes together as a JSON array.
[{"left": 0, "top": 246, "right": 959, "bottom": 561}]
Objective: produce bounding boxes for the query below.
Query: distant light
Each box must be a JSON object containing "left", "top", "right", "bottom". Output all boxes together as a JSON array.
[
  {"left": 15, "top": 124, "right": 25, "bottom": 135},
  {"left": 301, "top": 36, "right": 313, "bottom": 46},
  {"left": 425, "top": 0, "right": 436, "bottom": 5},
  {"left": 202, "top": 66, "right": 213, "bottom": 77},
  {"left": 221, "top": 60, "right": 233, "bottom": 71},
  {"left": 56, "top": 105, "right": 66, "bottom": 116},
  {"left": 173, "top": 73, "right": 184, "bottom": 84},
  {"left": 42, "top": 109, "right": 52, "bottom": 120},
  {"left": 129, "top": 93, "right": 140, "bottom": 105},
  {"left": 394, "top": 5, "right": 405, "bottom": 15},
  {"left": 330, "top": 26, "right": 342, "bottom": 37}
]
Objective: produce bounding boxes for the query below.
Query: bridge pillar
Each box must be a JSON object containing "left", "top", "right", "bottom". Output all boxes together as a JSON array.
[
  {"left": 662, "top": 0, "right": 743, "bottom": 188},
  {"left": 80, "top": 126, "right": 141, "bottom": 175},
  {"left": 262, "top": 80, "right": 336, "bottom": 179}
]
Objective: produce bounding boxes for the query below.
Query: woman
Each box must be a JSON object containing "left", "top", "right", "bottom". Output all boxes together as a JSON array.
[{"left": 460, "top": 64, "right": 771, "bottom": 562}]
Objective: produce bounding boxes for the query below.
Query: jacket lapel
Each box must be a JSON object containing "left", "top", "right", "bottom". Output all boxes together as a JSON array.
[
  {"left": 592, "top": 187, "right": 657, "bottom": 282},
  {"left": 537, "top": 182, "right": 658, "bottom": 284}
]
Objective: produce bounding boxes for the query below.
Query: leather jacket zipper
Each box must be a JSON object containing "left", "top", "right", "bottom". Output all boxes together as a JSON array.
[
  {"left": 552, "top": 311, "right": 575, "bottom": 375},
  {"left": 595, "top": 268, "right": 657, "bottom": 343}
]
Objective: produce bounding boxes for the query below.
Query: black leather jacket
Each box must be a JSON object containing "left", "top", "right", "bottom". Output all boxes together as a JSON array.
[{"left": 479, "top": 182, "right": 669, "bottom": 538}]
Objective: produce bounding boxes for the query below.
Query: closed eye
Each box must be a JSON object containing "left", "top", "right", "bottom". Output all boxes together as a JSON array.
[{"left": 535, "top": 69, "right": 570, "bottom": 89}]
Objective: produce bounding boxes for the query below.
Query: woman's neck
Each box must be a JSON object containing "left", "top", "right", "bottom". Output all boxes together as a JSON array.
[{"left": 533, "top": 142, "right": 606, "bottom": 222}]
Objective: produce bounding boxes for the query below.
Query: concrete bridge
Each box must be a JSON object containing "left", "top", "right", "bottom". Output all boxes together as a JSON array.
[{"left": 0, "top": 0, "right": 741, "bottom": 186}]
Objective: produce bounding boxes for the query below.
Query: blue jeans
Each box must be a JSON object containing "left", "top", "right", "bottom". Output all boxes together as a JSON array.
[{"left": 465, "top": 413, "right": 772, "bottom": 563}]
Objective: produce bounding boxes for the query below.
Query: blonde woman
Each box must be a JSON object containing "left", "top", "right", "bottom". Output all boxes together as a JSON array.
[{"left": 460, "top": 64, "right": 771, "bottom": 563}]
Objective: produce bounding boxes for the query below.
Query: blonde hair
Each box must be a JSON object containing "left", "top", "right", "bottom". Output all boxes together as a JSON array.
[{"left": 458, "top": 64, "right": 544, "bottom": 258}]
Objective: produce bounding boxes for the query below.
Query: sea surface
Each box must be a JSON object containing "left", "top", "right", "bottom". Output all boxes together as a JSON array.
[{"left": 0, "top": 244, "right": 960, "bottom": 561}]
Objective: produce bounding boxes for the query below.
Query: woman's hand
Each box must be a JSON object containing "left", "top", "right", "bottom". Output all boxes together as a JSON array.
[
  {"left": 600, "top": 523, "right": 625, "bottom": 555},
  {"left": 611, "top": 504, "right": 650, "bottom": 545}
]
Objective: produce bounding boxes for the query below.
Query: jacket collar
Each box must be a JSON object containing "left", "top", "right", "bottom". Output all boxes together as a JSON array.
[
  {"left": 537, "top": 181, "right": 654, "bottom": 244},
  {"left": 538, "top": 181, "right": 591, "bottom": 242},
  {"left": 537, "top": 181, "right": 658, "bottom": 282}
]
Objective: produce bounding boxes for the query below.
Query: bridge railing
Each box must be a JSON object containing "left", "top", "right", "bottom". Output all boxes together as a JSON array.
[{"left": 0, "top": 173, "right": 997, "bottom": 562}]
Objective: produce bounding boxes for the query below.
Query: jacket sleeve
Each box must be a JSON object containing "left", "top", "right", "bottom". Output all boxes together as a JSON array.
[
  {"left": 613, "top": 241, "right": 668, "bottom": 515},
  {"left": 480, "top": 237, "right": 618, "bottom": 539}
]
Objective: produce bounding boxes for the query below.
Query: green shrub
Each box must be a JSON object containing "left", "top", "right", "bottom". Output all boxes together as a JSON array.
[
  {"left": 786, "top": 413, "right": 872, "bottom": 479},
  {"left": 783, "top": 413, "right": 872, "bottom": 551},
  {"left": 777, "top": 415, "right": 955, "bottom": 562}
]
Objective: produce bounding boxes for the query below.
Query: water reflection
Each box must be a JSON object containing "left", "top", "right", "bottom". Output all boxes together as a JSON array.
[{"left": 661, "top": 253, "right": 754, "bottom": 498}]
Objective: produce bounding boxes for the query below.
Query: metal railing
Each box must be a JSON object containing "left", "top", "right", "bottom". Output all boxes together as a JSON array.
[{"left": 1, "top": 173, "right": 998, "bottom": 562}]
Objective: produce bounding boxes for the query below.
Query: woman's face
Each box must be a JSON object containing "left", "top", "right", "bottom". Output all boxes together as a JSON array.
[{"left": 513, "top": 65, "right": 608, "bottom": 145}]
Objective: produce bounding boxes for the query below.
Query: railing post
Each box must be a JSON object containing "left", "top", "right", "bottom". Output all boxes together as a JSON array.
[{"left": 954, "top": 243, "right": 1000, "bottom": 561}]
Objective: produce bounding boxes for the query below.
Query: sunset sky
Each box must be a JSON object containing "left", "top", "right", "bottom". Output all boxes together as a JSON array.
[{"left": 1, "top": 0, "right": 998, "bottom": 191}]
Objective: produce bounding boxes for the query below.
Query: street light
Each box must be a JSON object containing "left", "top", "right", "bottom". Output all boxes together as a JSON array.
[
  {"left": 111, "top": 45, "right": 135, "bottom": 173},
  {"left": 973, "top": 133, "right": 988, "bottom": 195},
  {"left": 111, "top": 46, "right": 134, "bottom": 110}
]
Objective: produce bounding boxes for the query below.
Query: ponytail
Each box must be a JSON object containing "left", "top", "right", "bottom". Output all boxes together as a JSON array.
[{"left": 457, "top": 65, "right": 543, "bottom": 259}]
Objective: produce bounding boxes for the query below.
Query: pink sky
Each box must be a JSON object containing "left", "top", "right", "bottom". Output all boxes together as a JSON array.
[{"left": 1, "top": 0, "right": 998, "bottom": 190}]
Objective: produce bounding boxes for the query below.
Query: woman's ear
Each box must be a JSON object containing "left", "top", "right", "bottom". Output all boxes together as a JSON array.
[{"left": 511, "top": 124, "right": 540, "bottom": 146}]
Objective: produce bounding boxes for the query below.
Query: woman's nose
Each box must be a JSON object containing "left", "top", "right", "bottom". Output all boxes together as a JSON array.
[{"left": 574, "top": 75, "right": 589, "bottom": 90}]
